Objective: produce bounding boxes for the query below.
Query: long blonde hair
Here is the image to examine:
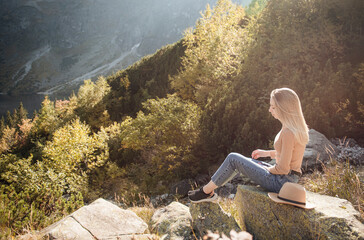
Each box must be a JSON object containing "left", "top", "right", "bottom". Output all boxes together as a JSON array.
[{"left": 271, "top": 88, "right": 309, "bottom": 145}]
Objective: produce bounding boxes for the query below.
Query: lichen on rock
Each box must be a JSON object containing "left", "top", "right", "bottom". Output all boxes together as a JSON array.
[
  {"left": 235, "top": 185, "right": 364, "bottom": 240},
  {"left": 189, "top": 201, "right": 241, "bottom": 238},
  {"left": 150, "top": 201, "right": 194, "bottom": 240}
]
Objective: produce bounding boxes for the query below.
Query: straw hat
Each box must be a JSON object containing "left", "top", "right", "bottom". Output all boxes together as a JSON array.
[{"left": 268, "top": 182, "right": 315, "bottom": 209}]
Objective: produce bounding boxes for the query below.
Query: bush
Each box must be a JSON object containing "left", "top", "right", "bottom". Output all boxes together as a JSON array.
[
  {"left": 42, "top": 119, "right": 109, "bottom": 194},
  {"left": 119, "top": 94, "right": 202, "bottom": 193},
  {"left": 73, "top": 77, "right": 112, "bottom": 130},
  {"left": 0, "top": 154, "right": 83, "bottom": 237}
]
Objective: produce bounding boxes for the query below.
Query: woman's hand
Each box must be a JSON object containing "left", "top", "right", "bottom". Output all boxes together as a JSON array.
[{"left": 251, "top": 149, "right": 270, "bottom": 159}]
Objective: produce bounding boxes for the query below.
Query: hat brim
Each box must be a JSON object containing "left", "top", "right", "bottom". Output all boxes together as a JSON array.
[{"left": 268, "top": 193, "right": 315, "bottom": 209}]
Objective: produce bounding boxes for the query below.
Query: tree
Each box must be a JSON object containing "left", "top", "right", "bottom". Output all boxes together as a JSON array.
[
  {"left": 5, "top": 111, "right": 14, "bottom": 128},
  {"left": 17, "top": 102, "right": 28, "bottom": 122},
  {"left": 119, "top": 94, "right": 202, "bottom": 189},
  {"left": 245, "top": 0, "right": 269, "bottom": 16},
  {"left": 0, "top": 127, "right": 18, "bottom": 153},
  {"left": 170, "top": 0, "right": 247, "bottom": 103},
  {"left": 74, "top": 77, "right": 111, "bottom": 129},
  {"left": 0, "top": 117, "right": 5, "bottom": 136},
  {"left": 42, "top": 119, "right": 108, "bottom": 193},
  {"left": 33, "top": 96, "right": 60, "bottom": 138}
]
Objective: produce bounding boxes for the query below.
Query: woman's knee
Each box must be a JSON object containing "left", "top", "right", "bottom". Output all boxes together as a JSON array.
[
  {"left": 226, "top": 152, "right": 251, "bottom": 169},
  {"left": 227, "top": 152, "right": 241, "bottom": 160},
  {"left": 227, "top": 152, "right": 251, "bottom": 163}
]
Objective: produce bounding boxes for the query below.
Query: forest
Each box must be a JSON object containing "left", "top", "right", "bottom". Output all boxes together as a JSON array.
[{"left": 0, "top": 0, "right": 363, "bottom": 237}]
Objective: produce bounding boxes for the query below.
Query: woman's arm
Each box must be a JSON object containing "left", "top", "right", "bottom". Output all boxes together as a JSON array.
[
  {"left": 251, "top": 149, "right": 276, "bottom": 159},
  {"left": 269, "top": 150, "right": 277, "bottom": 159}
]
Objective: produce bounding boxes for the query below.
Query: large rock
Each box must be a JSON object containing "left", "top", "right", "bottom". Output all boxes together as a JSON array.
[
  {"left": 41, "top": 198, "right": 151, "bottom": 240},
  {"left": 189, "top": 202, "right": 241, "bottom": 237},
  {"left": 332, "top": 137, "right": 364, "bottom": 166},
  {"left": 170, "top": 179, "right": 193, "bottom": 197},
  {"left": 150, "top": 201, "right": 193, "bottom": 240},
  {"left": 303, "top": 129, "right": 339, "bottom": 172},
  {"left": 235, "top": 185, "right": 364, "bottom": 240}
]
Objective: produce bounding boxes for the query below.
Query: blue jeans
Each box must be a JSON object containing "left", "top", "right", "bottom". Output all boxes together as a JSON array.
[{"left": 211, "top": 152, "right": 299, "bottom": 193}]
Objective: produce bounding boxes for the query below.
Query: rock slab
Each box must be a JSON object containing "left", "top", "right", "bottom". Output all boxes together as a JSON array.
[
  {"left": 41, "top": 198, "right": 150, "bottom": 240},
  {"left": 235, "top": 185, "right": 364, "bottom": 240},
  {"left": 303, "top": 129, "right": 339, "bottom": 171},
  {"left": 189, "top": 201, "right": 241, "bottom": 237},
  {"left": 151, "top": 201, "right": 193, "bottom": 240}
]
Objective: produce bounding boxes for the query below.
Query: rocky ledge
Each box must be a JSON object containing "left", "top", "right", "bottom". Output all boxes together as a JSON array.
[
  {"left": 32, "top": 185, "right": 363, "bottom": 240},
  {"left": 235, "top": 185, "right": 364, "bottom": 240}
]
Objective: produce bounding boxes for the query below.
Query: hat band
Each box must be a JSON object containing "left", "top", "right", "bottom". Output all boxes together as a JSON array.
[{"left": 277, "top": 196, "right": 306, "bottom": 206}]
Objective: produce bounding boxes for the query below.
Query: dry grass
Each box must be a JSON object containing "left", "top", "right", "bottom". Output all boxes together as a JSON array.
[
  {"left": 301, "top": 158, "right": 364, "bottom": 220},
  {"left": 128, "top": 206, "right": 156, "bottom": 227},
  {"left": 115, "top": 192, "right": 157, "bottom": 232}
]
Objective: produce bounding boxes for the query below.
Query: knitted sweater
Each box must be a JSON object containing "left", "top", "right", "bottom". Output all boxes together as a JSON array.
[{"left": 267, "top": 128, "right": 305, "bottom": 175}]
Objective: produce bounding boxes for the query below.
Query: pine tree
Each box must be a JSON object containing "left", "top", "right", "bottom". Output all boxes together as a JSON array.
[
  {"left": 6, "top": 110, "right": 14, "bottom": 128},
  {"left": 11, "top": 109, "right": 19, "bottom": 129},
  {"left": 17, "top": 102, "right": 28, "bottom": 122},
  {"left": 0, "top": 116, "right": 5, "bottom": 136}
]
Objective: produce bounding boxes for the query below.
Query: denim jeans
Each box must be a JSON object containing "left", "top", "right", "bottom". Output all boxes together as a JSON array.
[{"left": 211, "top": 152, "right": 299, "bottom": 193}]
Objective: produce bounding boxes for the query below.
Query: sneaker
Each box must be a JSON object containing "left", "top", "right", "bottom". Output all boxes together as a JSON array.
[{"left": 188, "top": 187, "right": 218, "bottom": 203}]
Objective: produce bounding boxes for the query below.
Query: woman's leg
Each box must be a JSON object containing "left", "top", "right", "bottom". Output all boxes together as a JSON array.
[
  {"left": 189, "top": 152, "right": 294, "bottom": 202},
  {"left": 209, "top": 152, "right": 286, "bottom": 193}
]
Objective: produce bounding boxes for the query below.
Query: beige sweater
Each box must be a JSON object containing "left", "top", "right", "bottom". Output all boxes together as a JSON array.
[{"left": 267, "top": 128, "right": 305, "bottom": 175}]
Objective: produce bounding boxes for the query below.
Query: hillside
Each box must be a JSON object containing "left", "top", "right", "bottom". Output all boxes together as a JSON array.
[
  {"left": 0, "top": 0, "right": 363, "bottom": 237},
  {"left": 0, "top": 0, "right": 222, "bottom": 96}
]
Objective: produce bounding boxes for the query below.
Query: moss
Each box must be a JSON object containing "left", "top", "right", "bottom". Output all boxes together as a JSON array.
[{"left": 190, "top": 201, "right": 241, "bottom": 237}]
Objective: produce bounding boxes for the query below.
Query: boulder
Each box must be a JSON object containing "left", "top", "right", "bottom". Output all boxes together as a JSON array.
[
  {"left": 150, "top": 201, "right": 193, "bottom": 240},
  {"left": 170, "top": 179, "right": 193, "bottom": 197},
  {"left": 203, "top": 230, "right": 252, "bottom": 240},
  {"left": 41, "top": 198, "right": 151, "bottom": 240},
  {"left": 215, "top": 183, "right": 236, "bottom": 198},
  {"left": 303, "top": 129, "right": 339, "bottom": 171},
  {"left": 150, "top": 193, "right": 175, "bottom": 208},
  {"left": 332, "top": 137, "right": 364, "bottom": 166},
  {"left": 40, "top": 216, "right": 95, "bottom": 239},
  {"left": 189, "top": 202, "right": 241, "bottom": 237},
  {"left": 235, "top": 185, "right": 364, "bottom": 240}
]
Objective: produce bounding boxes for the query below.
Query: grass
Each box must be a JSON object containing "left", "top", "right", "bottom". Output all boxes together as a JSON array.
[
  {"left": 115, "top": 192, "right": 158, "bottom": 233},
  {"left": 300, "top": 158, "right": 364, "bottom": 220}
]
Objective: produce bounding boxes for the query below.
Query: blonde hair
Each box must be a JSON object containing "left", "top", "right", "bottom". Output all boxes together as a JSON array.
[{"left": 271, "top": 88, "right": 309, "bottom": 145}]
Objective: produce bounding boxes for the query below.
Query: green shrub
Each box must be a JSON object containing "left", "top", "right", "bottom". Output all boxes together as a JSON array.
[
  {"left": 119, "top": 94, "right": 202, "bottom": 193},
  {"left": 73, "top": 77, "right": 112, "bottom": 130},
  {"left": 0, "top": 154, "right": 83, "bottom": 237},
  {"left": 42, "top": 118, "right": 109, "bottom": 194}
]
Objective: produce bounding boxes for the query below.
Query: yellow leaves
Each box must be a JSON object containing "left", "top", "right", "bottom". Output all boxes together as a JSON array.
[
  {"left": 120, "top": 75, "right": 130, "bottom": 90},
  {"left": 43, "top": 119, "right": 108, "bottom": 176},
  {"left": 170, "top": 0, "right": 246, "bottom": 103},
  {"left": 0, "top": 127, "right": 18, "bottom": 153}
]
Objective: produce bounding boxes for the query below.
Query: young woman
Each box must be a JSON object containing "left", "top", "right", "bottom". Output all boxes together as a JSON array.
[{"left": 188, "top": 88, "right": 309, "bottom": 203}]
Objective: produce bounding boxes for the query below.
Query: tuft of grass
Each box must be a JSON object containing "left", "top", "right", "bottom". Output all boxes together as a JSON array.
[
  {"left": 301, "top": 158, "right": 364, "bottom": 219},
  {"left": 128, "top": 206, "right": 156, "bottom": 229},
  {"left": 115, "top": 192, "right": 157, "bottom": 233}
]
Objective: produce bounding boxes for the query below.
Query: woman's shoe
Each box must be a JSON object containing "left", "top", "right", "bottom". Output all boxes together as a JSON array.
[{"left": 188, "top": 187, "right": 218, "bottom": 203}]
